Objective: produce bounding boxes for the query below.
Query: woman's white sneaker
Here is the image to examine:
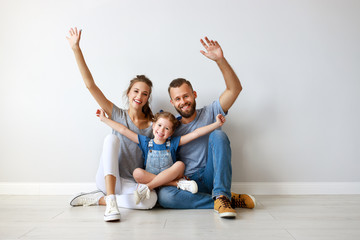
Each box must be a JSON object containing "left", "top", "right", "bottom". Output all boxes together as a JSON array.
[
  {"left": 104, "top": 195, "right": 121, "bottom": 222},
  {"left": 69, "top": 190, "right": 104, "bottom": 207},
  {"left": 177, "top": 179, "right": 198, "bottom": 194}
]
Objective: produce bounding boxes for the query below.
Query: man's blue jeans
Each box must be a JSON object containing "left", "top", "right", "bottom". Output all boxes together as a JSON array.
[{"left": 157, "top": 130, "right": 232, "bottom": 209}]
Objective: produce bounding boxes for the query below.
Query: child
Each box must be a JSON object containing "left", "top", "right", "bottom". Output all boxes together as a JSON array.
[{"left": 97, "top": 109, "right": 225, "bottom": 204}]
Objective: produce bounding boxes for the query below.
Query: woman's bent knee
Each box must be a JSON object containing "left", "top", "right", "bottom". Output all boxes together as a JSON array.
[{"left": 103, "top": 134, "right": 120, "bottom": 147}]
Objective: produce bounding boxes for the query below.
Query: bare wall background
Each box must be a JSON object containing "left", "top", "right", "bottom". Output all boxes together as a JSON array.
[{"left": 0, "top": 0, "right": 359, "bottom": 184}]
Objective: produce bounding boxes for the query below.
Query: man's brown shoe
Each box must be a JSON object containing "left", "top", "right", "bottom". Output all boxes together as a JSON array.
[
  {"left": 231, "top": 193, "right": 256, "bottom": 209},
  {"left": 214, "top": 196, "right": 237, "bottom": 218}
]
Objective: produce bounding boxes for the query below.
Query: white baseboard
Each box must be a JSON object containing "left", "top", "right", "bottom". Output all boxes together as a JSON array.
[
  {"left": 0, "top": 182, "right": 360, "bottom": 195},
  {"left": 231, "top": 182, "right": 360, "bottom": 195},
  {"left": 0, "top": 182, "right": 97, "bottom": 195}
]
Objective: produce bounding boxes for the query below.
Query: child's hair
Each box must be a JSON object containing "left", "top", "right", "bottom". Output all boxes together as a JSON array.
[
  {"left": 125, "top": 75, "right": 154, "bottom": 120},
  {"left": 153, "top": 111, "right": 180, "bottom": 132}
]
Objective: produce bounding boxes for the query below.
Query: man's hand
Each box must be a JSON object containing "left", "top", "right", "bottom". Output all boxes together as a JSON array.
[
  {"left": 200, "top": 37, "right": 224, "bottom": 62},
  {"left": 66, "top": 27, "right": 82, "bottom": 50}
]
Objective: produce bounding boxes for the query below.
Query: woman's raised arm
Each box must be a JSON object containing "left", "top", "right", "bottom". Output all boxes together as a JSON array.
[{"left": 67, "top": 27, "right": 113, "bottom": 118}]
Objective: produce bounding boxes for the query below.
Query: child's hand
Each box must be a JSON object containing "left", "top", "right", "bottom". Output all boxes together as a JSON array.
[
  {"left": 66, "top": 27, "right": 82, "bottom": 50},
  {"left": 96, "top": 109, "right": 107, "bottom": 121},
  {"left": 216, "top": 114, "right": 226, "bottom": 126}
]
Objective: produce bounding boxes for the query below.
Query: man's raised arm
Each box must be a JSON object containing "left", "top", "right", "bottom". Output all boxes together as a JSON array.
[{"left": 200, "top": 37, "right": 242, "bottom": 113}]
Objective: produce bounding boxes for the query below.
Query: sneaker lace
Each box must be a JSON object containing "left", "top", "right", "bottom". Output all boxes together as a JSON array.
[
  {"left": 104, "top": 196, "right": 120, "bottom": 215},
  {"left": 137, "top": 185, "right": 149, "bottom": 198},
  {"left": 232, "top": 197, "right": 246, "bottom": 208},
  {"left": 107, "top": 199, "right": 118, "bottom": 213},
  {"left": 79, "top": 197, "right": 97, "bottom": 207},
  {"left": 218, "top": 196, "right": 232, "bottom": 209}
]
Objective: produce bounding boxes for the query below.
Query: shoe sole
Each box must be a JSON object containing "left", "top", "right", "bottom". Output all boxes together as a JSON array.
[
  {"left": 69, "top": 190, "right": 104, "bottom": 207},
  {"left": 214, "top": 210, "right": 237, "bottom": 219},
  {"left": 248, "top": 194, "right": 256, "bottom": 208},
  {"left": 104, "top": 214, "right": 121, "bottom": 222}
]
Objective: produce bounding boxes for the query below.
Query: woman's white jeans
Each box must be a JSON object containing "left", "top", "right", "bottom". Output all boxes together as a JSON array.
[{"left": 96, "top": 134, "right": 157, "bottom": 209}]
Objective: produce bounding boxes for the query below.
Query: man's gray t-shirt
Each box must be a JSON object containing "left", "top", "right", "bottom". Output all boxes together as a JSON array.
[
  {"left": 173, "top": 99, "right": 226, "bottom": 176},
  {"left": 111, "top": 104, "right": 153, "bottom": 181}
]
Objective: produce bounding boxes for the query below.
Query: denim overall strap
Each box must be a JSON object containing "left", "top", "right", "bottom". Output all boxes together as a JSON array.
[
  {"left": 166, "top": 139, "right": 170, "bottom": 151},
  {"left": 148, "top": 139, "right": 154, "bottom": 152}
]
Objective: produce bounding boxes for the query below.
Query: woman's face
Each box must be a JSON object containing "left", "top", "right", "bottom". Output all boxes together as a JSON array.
[{"left": 127, "top": 81, "right": 151, "bottom": 110}]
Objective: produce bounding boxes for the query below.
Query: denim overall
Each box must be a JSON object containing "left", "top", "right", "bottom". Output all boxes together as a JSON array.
[{"left": 145, "top": 139, "right": 173, "bottom": 175}]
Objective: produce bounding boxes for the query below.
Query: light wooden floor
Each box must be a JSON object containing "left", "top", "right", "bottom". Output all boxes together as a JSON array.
[{"left": 0, "top": 195, "right": 359, "bottom": 240}]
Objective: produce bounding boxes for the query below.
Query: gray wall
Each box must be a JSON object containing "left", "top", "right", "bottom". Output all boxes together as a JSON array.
[{"left": 1, "top": 0, "right": 359, "bottom": 183}]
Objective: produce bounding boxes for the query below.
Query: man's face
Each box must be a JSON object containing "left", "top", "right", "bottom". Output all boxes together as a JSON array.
[{"left": 169, "top": 83, "right": 197, "bottom": 118}]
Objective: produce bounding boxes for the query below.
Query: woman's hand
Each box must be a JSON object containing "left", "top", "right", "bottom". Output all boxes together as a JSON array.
[{"left": 66, "top": 27, "right": 82, "bottom": 50}]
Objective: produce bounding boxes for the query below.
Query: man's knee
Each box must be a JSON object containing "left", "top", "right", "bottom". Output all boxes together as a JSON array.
[
  {"left": 208, "top": 130, "right": 232, "bottom": 166},
  {"left": 209, "top": 130, "right": 230, "bottom": 145}
]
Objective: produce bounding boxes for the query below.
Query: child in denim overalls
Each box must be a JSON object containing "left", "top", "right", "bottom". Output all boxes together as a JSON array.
[{"left": 98, "top": 109, "right": 225, "bottom": 204}]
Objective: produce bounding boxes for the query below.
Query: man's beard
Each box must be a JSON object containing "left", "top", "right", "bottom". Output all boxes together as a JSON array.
[{"left": 175, "top": 101, "right": 196, "bottom": 118}]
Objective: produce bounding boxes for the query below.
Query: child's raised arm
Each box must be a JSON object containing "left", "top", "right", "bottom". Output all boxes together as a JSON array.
[
  {"left": 96, "top": 109, "right": 139, "bottom": 144},
  {"left": 179, "top": 114, "right": 225, "bottom": 146}
]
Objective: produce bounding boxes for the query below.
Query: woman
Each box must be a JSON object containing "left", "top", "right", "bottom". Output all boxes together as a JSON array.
[{"left": 66, "top": 27, "right": 157, "bottom": 222}]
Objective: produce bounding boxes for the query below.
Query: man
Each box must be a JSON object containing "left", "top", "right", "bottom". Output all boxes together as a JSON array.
[{"left": 157, "top": 37, "right": 256, "bottom": 218}]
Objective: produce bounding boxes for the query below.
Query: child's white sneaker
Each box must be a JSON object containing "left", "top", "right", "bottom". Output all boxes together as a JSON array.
[
  {"left": 177, "top": 179, "right": 198, "bottom": 194},
  {"left": 134, "top": 184, "right": 150, "bottom": 205},
  {"left": 104, "top": 195, "right": 121, "bottom": 222}
]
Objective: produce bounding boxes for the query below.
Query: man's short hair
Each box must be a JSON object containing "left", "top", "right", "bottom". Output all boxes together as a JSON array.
[{"left": 168, "top": 78, "right": 194, "bottom": 98}]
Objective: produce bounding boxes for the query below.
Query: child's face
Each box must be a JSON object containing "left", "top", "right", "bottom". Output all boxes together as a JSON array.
[{"left": 152, "top": 117, "right": 174, "bottom": 142}]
